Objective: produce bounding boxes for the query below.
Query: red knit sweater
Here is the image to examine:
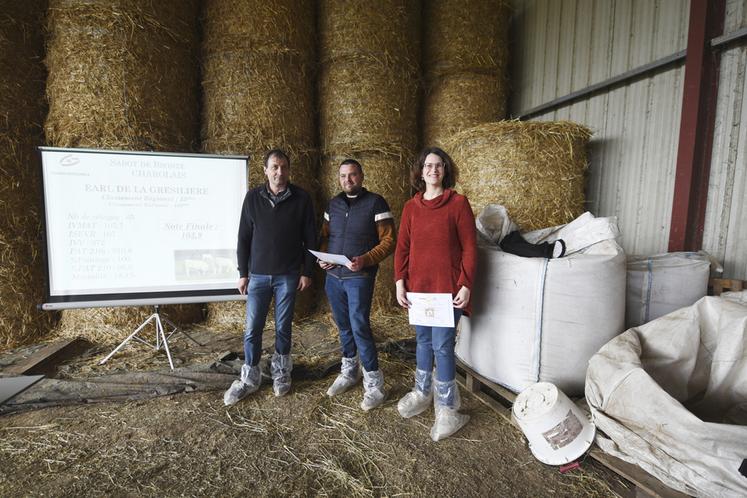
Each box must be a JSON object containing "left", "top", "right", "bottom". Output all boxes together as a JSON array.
[{"left": 394, "top": 189, "right": 478, "bottom": 315}]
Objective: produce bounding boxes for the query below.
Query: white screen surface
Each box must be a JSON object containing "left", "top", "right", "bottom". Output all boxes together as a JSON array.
[{"left": 40, "top": 147, "right": 247, "bottom": 309}]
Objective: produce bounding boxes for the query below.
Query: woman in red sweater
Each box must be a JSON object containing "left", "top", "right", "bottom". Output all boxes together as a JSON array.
[{"left": 394, "top": 146, "right": 477, "bottom": 441}]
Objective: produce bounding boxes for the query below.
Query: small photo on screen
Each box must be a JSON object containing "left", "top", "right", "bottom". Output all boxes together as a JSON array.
[{"left": 174, "top": 249, "right": 236, "bottom": 281}]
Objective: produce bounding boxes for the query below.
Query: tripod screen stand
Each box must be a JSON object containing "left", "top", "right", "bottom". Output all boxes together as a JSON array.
[{"left": 99, "top": 305, "right": 202, "bottom": 370}]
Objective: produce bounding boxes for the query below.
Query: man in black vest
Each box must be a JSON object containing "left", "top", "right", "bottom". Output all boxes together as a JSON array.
[
  {"left": 318, "top": 159, "right": 396, "bottom": 411},
  {"left": 224, "top": 149, "right": 316, "bottom": 405}
]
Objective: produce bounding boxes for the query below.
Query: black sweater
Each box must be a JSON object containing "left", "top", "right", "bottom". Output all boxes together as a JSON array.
[{"left": 237, "top": 183, "right": 316, "bottom": 278}]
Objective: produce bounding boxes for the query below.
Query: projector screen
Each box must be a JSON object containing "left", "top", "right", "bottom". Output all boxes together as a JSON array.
[{"left": 39, "top": 147, "right": 248, "bottom": 310}]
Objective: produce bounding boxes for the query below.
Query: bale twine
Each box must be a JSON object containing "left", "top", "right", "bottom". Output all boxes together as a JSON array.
[
  {"left": 201, "top": 0, "right": 319, "bottom": 325},
  {"left": 444, "top": 121, "right": 592, "bottom": 231},
  {"left": 421, "top": 0, "right": 510, "bottom": 147},
  {"left": 45, "top": 0, "right": 203, "bottom": 342},
  {"left": 319, "top": 1, "right": 420, "bottom": 311},
  {"left": 0, "top": 0, "right": 58, "bottom": 350}
]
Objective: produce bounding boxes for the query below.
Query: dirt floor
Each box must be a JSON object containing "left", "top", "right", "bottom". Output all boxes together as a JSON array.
[{"left": 0, "top": 313, "right": 628, "bottom": 497}]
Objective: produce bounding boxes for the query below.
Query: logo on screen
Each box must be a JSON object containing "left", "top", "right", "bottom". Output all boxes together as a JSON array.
[{"left": 59, "top": 154, "right": 80, "bottom": 167}]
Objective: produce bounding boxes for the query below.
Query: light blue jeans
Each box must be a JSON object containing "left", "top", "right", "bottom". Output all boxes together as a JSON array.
[
  {"left": 243, "top": 272, "right": 299, "bottom": 366},
  {"left": 415, "top": 308, "right": 463, "bottom": 382}
]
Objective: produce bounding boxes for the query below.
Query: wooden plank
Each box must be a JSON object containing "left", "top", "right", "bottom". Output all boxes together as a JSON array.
[
  {"left": 4, "top": 338, "right": 89, "bottom": 376},
  {"left": 589, "top": 450, "right": 692, "bottom": 498},
  {"left": 709, "top": 277, "right": 745, "bottom": 295}
]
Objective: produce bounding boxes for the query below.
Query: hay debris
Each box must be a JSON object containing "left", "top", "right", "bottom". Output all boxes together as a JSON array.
[
  {"left": 0, "top": 0, "right": 57, "bottom": 350},
  {"left": 44, "top": 0, "right": 203, "bottom": 342},
  {"left": 444, "top": 121, "right": 592, "bottom": 231}
]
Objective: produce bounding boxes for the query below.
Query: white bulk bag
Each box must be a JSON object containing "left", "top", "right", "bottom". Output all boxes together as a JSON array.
[
  {"left": 456, "top": 214, "right": 625, "bottom": 395},
  {"left": 586, "top": 293, "right": 747, "bottom": 497},
  {"left": 626, "top": 251, "right": 713, "bottom": 328}
]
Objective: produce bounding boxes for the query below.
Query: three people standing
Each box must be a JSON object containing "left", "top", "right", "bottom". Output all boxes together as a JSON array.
[{"left": 224, "top": 147, "right": 476, "bottom": 441}]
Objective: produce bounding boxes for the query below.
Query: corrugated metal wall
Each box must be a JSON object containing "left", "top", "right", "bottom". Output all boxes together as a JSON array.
[
  {"left": 702, "top": 0, "right": 747, "bottom": 279},
  {"left": 511, "top": 0, "right": 690, "bottom": 255}
]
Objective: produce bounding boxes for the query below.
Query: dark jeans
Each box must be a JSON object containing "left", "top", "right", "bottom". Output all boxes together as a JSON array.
[
  {"left": 324, "top": 274, "right": 379, "bottom": 372},
  {"left": 415, "top": 308, "right": 463, "bottom": 382},
  {"left": 243, "top": 272, "right": 299, "bottom": 367}
]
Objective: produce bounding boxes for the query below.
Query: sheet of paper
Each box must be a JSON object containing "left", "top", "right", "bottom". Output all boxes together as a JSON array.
[
  {"left": 308, "top": 249, "right": 352, "bottom": 266},
  {"left": 407, "top": 292, "right": 455, "bottom": 328}
]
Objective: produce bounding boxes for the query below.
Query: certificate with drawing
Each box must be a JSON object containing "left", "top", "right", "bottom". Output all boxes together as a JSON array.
[
  {"left": 406, "top": 292, "right": 454, "bottom": 327},
  {"left": 308, "top": 249, "right": 352, "bottom": 266}
]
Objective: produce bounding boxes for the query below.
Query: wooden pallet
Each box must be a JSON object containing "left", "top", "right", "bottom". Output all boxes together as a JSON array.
[
  {"left": 709, "top": 278, "right": 745, "bottom": 296},
  {"left": 455, "top": 359, "right": 691, "bottom": 498}
]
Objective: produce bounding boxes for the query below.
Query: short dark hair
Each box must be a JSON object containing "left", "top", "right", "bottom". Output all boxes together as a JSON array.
[
  {"left": 339, "top": 158, "right": 363, "bottom": 175},
  {"left": 411, "top": 147, "right": 457, "bottom": 192},
  {"left": 264, "top": 148, "right": 290, "bottom": 169}
]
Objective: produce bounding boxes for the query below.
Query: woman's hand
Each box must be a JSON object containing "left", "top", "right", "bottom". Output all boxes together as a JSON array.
[
  {"left": 453, "top": 286, "right": 470, "bottom": 309},
  {"left": 396, "top": 279, "right": 411, "bottom": 308}
]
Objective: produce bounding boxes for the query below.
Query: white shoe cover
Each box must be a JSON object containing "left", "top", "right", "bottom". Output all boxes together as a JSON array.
[
  {"left": 360, "top": 368, "right": 385, "bottom": 411},
  {"left": 397, "top": 389, "right": 433, "bottom": 418},
  {"left": 430, "top": 406, "right": 470, "bottom": 441},
  {"left": 326, "top": 356, "right": 360, "bottom": 397},
  {"left": 223, "top": 364, "right": 260, "bottom": 406},
  {"left": 271, "top": 353, "right": 292, "bottom": 397}
]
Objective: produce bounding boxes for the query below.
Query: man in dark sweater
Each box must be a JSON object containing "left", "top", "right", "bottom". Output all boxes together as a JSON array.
[
  {"left": 318, "top": 159, "right": 396, "bottom": 411},
  {"left": 224, "top": 149, "right": 316, "bottom": 405}
]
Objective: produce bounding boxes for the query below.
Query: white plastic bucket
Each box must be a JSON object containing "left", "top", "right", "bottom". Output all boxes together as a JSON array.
[{"left": 512, "top": 382, "right": 595, "bottom": 465}]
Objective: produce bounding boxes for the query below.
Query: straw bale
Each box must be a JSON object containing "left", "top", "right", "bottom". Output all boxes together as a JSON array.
[
  {"left": 444, "top": 121, "right": 592, "bottom": 231},
  {"left": 201, "top": 0, "right": 320, "bottom": 322},
  {"left": 45, "top": 0, "right": 200, "bottom": 150},
  {"left": 319, "top": 0, "right": 420, "bottom": 66},
  {"left": 424, "top": 0, "right": 510, "bottom": 77},
  {"left": 201, "top": 52, "right": 316, "bottom": 162},
  {"left": 320, "top": 152, "right": 411, "bottom": 310},
  {"left": 202, "top": 0, "right": 315, "bottom": 60},
  {"left": 319, "top": 60, "right": 418, "bottom": 155},
  {"left": 45, "top": 0, "right": 203, "bottom": 341},
  {"left": 422, "top": 72, "right": 508, "bottom": 147},
  {"left": 0, "top": 0, "right": 58, "bottom": 350}
]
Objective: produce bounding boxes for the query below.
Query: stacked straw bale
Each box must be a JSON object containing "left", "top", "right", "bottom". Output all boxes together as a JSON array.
[
  {"left": 0, "top": 0, "right": 58, "bottom": 350},
  {"left": 319, "top": 0, "right": 421, "bottom": 311},
  {"left": 422, "top": 0, "right": 510, "bottom": 147},
  {"left": 444, "top": 121, "right": 592, "bottom": 231},
  {"left": 45, "top": 0, "right": 203, "bottom": 344},
  {"left": 201, "top": 0, "right": 319, "bottom": 326}
]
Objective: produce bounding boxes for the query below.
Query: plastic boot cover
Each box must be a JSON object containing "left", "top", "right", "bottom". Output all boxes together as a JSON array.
[
  {"left": 397, "top": 369, "right": 433, "bottom": 418},
  {"left": 223, "top": 364, "right": 261, "bottom": 406},
  {"left": 431, "top": 379, "right": 469, "bottom": 441},
  {"left": 327, "top": 355, "right": 361, "bottom": 397},
  {"left": 271, "top": 353, "right": 293, "bottom": 397},
  {"left": 360, "top": 368, "right": 385, "bottom": 411}
]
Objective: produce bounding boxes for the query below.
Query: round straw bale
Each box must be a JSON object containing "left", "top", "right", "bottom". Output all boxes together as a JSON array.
[
  {"left": 0, "top": 0, "right": 57, "bottom": 350},
  {"left": 45, "top": 0, "right": 203, "bottom": 340},
  {"left": 201, "top": 52, "right": 316, "bottom": 160},
  {"left": 319, "top": 60, "right": 418, "bottom": 155},
  {"left": 320, "top": 152, "right": 411, "bottom": 310},
  {"left": 202, "top": 0, "right": 315, "bottom": 60},
  {"left": 422, "top": 72, "right": 508, "bottom": 147},
  {"left": 444, "top": 121, "right": 592, "bottom": 231},
  {"left": 202, "top": 0, "right": 320, "bottom": 323},
  {"left": 45, "top": 0, "right": 200, "bottom": 151},
  {"left": 319, "top": 0, "right": 420, "bottom": 66},
  {"left": 424, "top": 0, "right": 510, "bottom": 77}
]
